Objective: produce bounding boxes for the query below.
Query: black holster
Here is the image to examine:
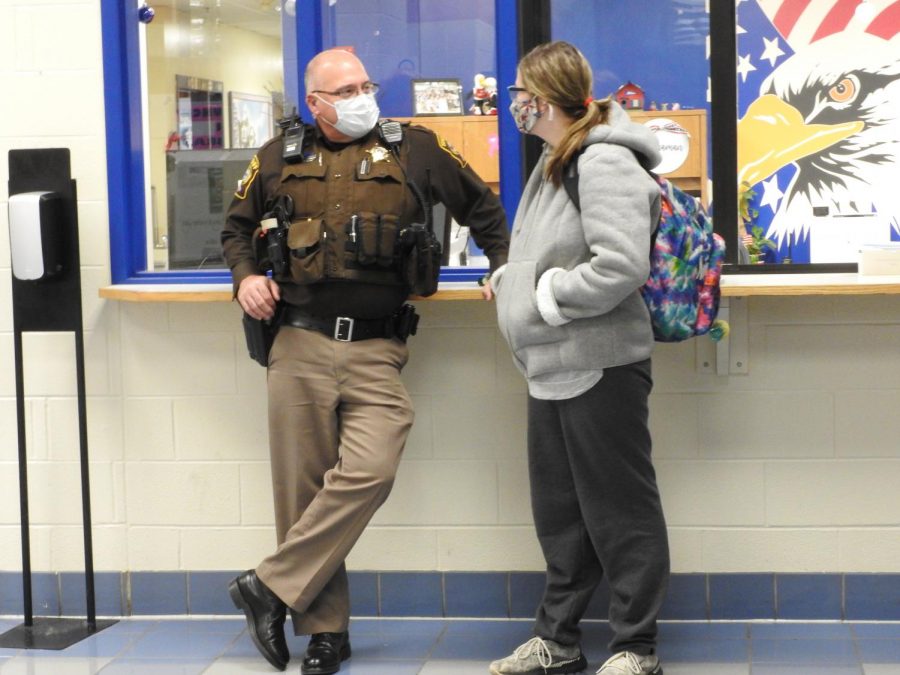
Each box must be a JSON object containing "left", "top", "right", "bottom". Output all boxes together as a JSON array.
[
  {"left": 399, "top": 224, "right": 442, "bottom": 297},
  {"left": 392, "top": 303, "right": 419, "bottom": 342},
  {"left": 242, "top": 309, "right": 281, "bottom": 367}
]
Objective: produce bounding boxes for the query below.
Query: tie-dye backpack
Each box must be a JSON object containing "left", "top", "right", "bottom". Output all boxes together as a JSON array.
[{"left": 563, "top": 157, "right": 728, "bottom": 342}]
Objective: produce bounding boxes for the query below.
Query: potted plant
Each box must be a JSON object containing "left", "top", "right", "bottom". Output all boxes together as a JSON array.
[
  {"left": 746, "top": 225, "right": 777, "bottom": 263},
  {"left": 738, "top": 182, "right": 776, "bottom": 263}
]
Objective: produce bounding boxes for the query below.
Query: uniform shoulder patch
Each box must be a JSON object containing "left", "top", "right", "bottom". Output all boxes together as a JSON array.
[
  {"left": 434, "top": 132, "right": 467, "bottom": 168},
  {"left": 234, "top": 154, "right": 260, "bottom": 200}
]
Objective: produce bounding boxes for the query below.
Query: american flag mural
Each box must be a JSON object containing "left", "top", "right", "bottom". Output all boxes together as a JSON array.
[{"left": 736, "top": 0, "right": 900, "bottom": 263}]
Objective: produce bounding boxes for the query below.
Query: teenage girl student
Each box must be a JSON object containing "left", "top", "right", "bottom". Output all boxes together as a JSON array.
[{"left": 489, "top": 41, "right": 670, "bottom": 675}]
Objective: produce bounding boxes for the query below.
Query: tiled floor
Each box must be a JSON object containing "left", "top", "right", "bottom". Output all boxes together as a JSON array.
[{"left": 0, "top": 617, "right": 899, "bottom": 674}]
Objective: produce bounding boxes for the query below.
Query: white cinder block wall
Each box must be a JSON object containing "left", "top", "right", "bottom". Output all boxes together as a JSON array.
[{"left": 1, "top": 1, "right": 899, "bottom": 576}]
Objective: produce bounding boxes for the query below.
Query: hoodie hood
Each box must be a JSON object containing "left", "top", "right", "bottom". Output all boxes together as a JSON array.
[{"left": 582, "top": 101, "right": 661, "bottom": 171}]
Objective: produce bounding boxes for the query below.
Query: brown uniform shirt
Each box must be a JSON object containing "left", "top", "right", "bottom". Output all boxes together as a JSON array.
[{"left": 221, "top": 121, "right": 509, "bottom": 319}]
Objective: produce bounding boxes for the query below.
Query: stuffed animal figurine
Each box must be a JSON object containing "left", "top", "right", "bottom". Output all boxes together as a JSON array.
[
  {"left": 484, "top": 76, "right": 498, "bottom": 115},
  {"left": 470, "top": 74, "right": 488, "bottom": 115}
]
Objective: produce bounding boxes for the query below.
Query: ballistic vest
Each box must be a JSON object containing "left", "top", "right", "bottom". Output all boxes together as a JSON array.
[{"left": 275, "top": 127, "right": 419, "bottom": 287}]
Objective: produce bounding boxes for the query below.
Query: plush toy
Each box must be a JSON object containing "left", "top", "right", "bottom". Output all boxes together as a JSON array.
[
  {"left": 484, "top": 76, "right": 498, "bottom": 115},
  {"left": 470, "top": 74, "right": 489, "bottom": 115}
]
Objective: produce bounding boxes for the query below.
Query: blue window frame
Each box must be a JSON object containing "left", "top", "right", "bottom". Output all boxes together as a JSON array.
[{"left": 100, "top": 0, "right": 521, "bottom": 285}]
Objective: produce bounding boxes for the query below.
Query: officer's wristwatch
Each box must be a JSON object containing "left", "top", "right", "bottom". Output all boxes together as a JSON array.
[{"left": 477, "top": 271, "right": 493, "bottom": 287}]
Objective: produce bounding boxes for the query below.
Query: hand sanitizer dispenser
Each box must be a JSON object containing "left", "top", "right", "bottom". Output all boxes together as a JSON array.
[{"left": 8, "top": 191, "right": 64, "bottom": 281}]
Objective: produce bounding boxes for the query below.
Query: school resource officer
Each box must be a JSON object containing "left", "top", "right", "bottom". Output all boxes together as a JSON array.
[{"left": 221, "top": 48, "right": 509, "bottom": 674}]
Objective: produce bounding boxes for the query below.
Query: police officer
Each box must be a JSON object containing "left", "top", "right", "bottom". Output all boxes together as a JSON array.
[{"left": 222, "top": 49, "right": 509, "bottom": 674}]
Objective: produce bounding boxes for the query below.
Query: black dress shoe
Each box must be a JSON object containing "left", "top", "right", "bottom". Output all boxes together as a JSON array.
[
  {"left": 301, "top": 631, "right": 352, "bottom": 675},
  {"left": 228, "top": 570, "right": 289, "bottom": 671}
]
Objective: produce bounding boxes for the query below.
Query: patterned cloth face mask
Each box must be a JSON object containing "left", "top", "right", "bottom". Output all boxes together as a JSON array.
[{"left": 508, "top": 97, "right": 542, "bottom": 134}]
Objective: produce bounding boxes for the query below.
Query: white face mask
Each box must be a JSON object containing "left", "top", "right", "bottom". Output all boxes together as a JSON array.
[{"left": 317, "top": 93, "right": 380, "bottom": 139}]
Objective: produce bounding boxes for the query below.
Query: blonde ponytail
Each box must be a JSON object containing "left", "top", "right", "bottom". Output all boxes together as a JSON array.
[
  {"left": 545, "top": 97, "right": 610, "bottom": 187},
  {"left": 518, "top": 41, "right": 611, "bottom": 187}
]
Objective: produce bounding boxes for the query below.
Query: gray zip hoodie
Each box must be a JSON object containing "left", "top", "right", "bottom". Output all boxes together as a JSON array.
[{"left": 494, "top": 102, "right": 662, "bottom": 400}]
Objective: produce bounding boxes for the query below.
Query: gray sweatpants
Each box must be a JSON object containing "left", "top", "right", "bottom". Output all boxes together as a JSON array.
[{"left": 528, "top": 358, "right": 670, "bottom": 655}]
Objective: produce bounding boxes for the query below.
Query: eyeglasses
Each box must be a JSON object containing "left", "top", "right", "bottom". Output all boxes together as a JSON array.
[
  {"left": 312, "top": 82, "right": 380, "bottom": 100},
  {"left": 507, "top": 85, "right": 530, "bottom": 101}
]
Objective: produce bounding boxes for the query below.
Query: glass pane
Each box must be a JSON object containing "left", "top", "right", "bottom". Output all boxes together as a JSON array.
[
  {"left": 736, "top": 1, "right": 899, "bottom": 266},
  {"left": 145, "top": 0, "right": 285, "bottom": 271},
  {"left": 551, "top": 0, "right": 711, "bottom": 208},
  {"left": 320, "top": 0, "right": 498, "bottom": 268}
]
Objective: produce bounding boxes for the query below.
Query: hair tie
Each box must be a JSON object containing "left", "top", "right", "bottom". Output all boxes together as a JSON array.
[{"left": 584, "top": 96, "right": 594, "bottom": 107}]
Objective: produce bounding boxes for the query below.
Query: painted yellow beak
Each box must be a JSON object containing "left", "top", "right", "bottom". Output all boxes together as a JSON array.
[{"left": 737, "top": 94, "right": 864, "bottom": 186}]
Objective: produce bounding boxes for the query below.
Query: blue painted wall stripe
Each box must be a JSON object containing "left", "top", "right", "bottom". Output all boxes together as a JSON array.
[{"left": 2, "top": 572, "right": 897, "bottom": 620}]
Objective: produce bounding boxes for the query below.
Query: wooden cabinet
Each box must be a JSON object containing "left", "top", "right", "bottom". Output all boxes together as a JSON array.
[
  {"left": 392, "top": 116, "right": 499, "bottom": 189},
  {"left": 628, "top": 109, "right": 708, "bottom": 206},
  {"left": 393, "top": 109, "right": 708, "bottom": 205}
]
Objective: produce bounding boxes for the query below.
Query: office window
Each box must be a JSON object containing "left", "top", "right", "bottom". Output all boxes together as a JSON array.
[
  {"left": 145, "top": 1, "right": 284, "bottom": 272},
  {"left": 734, "top": 0, "right": 900, "bottom": 267},
  {"left": 101, "top": 0, "right": 520, "bottom": 283},
  {"left": 552, "top": 0, "right": 711, "bottom": 208},
  {"left": 318, "top": 0, "right": 501, "bottom": 268}
]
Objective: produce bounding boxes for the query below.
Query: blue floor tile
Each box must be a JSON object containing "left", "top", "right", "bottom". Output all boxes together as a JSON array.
[
  {"left": 857, "top": 639, "right": 900, "bottom": 663},
  {"left": 751, "top": 638, "right": 858, "bottom": 665},
  {"left": 657, "top": 638, "right": 751, "bottom": 663},
  {"left": 854, "top": 624, "right": 900, "bottom": 639},
  {"left": 143, "top": 619, "right": 244, "bottom": 634},
  {"left": 102, "top": 619, "right": 163, "bottom": 634},
  {"left": 98, "top": 658, "right": 212, "bottom": 674},
  {"left": 348, "top": 618, "right": 448, "bottom": 638},
  {"left": 37, "top": 629, "right": 135, "bottom": 658},
  {"left": 3, "top": 655, "right": 115, "bottom": 672},
  {"left": 3, "top": 617, "right": 900, "bottom": 672},
  {"left": 340, "top": 660, "right": 425, "bottom": 674},
  {"left": 658, "top": 621, "right": 750, "bottom": 640},
  {"left": 751, "top": 622, "right": 853, "bottom": 639},
  {"left": 218, "top": 630, "right": 310, "bottom": 660},
  {"left": 215, "top": 632, "right": 261, "bottom": 660},
  {"left": 121, "top": 628, "right": 240, "bottom": 659},
  {"left": 430, "top": 620, "right": 530, "bottom": 659},
  {"left": 348, "top": 624, "right": 446, "bottom": 660},
  {"left": 751, "top": 667, "right": 863, "bottom": 674}
]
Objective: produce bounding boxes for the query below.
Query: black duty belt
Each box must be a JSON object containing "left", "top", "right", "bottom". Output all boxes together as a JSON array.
[{"left": 281, "top": 304, "right": 418, "bottom": 342}]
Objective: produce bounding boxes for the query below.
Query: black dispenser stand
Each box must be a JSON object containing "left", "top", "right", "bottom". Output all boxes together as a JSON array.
[{"left": 0, "top": 149, "right": 116, "bottom": 649}]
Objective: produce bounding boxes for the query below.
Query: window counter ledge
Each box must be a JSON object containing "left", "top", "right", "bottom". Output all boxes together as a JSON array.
[
  {"left": 98, "top": 282, "right": 486, "bottom": 302},
  {"left": 98, "top": 274, "right": 900, "bottom": 303},
  {"left": 721, "top": 273, "right": 900, "bottom": 296}
]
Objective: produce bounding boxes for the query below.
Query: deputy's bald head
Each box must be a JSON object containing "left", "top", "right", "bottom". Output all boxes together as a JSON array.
[{"left": 304, "top": 49, "right": 368, "bottom": 94}]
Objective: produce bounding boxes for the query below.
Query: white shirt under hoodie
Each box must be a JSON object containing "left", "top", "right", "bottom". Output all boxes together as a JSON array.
[{"left": 493, "top": 102, "right": 662, "bottom": 400}]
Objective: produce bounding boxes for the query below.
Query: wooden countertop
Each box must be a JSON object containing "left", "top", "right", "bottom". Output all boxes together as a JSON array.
[{"left": 99, "top": 273, "right": 900, "bottom": 302}]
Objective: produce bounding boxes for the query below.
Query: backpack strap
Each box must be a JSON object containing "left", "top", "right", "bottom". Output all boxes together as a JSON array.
[{"left": 561, "top": 148, "right": 586, "bottom": 212}]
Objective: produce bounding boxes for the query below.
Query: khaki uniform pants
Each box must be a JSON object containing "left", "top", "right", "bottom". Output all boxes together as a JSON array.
[{"left": 256, "top": 326, "right": 414, "bottom": 635}]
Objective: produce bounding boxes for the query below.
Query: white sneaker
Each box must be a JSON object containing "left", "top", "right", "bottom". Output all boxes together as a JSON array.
[
  {"left": 596, "top": 651, "right": 662, "bottom": 674},
  {"left": 489, "top": 636, "right": 588, "bottom": 674}
]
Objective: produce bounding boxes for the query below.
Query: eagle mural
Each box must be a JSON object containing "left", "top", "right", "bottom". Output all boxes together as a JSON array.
[{"left": 736, "top": 0, "right": 900, "bottom": 259}]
